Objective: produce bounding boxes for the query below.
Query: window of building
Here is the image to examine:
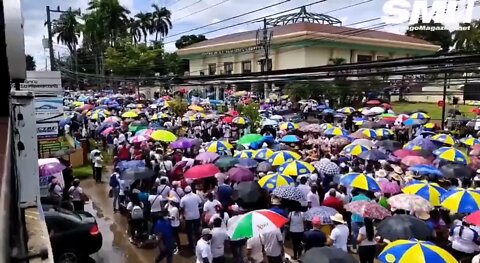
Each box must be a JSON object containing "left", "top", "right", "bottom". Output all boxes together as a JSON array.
[
  {"left": 242, "top": 61, "right": 252, "bottom": 73},
  {"left": 377, "top": 56, "right": 389, "bottom": 61},
  {"left": 208, "top": 63, "right": 216, "bottom": 75},
  {"left": 224, "top": 62, "right": 234, "bottom": 74},
  {"left": 357, "top": 55, "right": 373, "bottom": 63}
]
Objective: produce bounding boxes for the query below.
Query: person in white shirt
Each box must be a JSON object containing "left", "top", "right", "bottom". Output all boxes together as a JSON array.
[
  {"left": 169, "top": 181, "right": 185, "bottom": 201},
  {"left": 180, "top": 186, "right": 203, "bottom": 250},
  {"left": 288, "top": 211, "right": 305, "bottom": 260},
  {"left": 68, "top": 179, "right": 85, "bottom": 211},
  {"left": 247, "top": 236, "right": 264, "bottom": 263},
  {"left": 93, "top": 152, "right": 103, "bottom": 183},
  {"left": 167, "top": 197, "right": 181, "bottom": 253},
  {"left": 260, "top": 228, "right": 284, "bottom": 263},
  {"left": 203, "top": 192, "right": 222, "bottom": 224},
  {"left": 149, "top": 193, "right": 165, "bottom": 223},
  {"left": 449, "top": 221, "right": 480, "bottom": 261},
  {"left": 196, "top": 228, "right": 213, "bottom": 263},
  {"left": 307, "top": 185, "right": 320, "bottom": 208},
  {"left": 208, "top": 205, "right": 230, "bottom": 230},
  {"left": 157, "top": 178, "right": 171, "bottom": 199},
  {"left": 327, "top": 213, "right": 350, "bottom": 252},
  {"left": 210, "top": 218, "right": 229, "bottom": 263},
  {"left": 357, "top": 218, "right": 377, "bottom": 263}
]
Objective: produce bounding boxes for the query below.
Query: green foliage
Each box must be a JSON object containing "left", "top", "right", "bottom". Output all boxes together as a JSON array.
[
  {"left": 25, "top": 54, "right": 36, "bottom": 71},
  {"left": 453, "top": 20, "right": 480, "bottom": 51},
  {"left": 240, "top": 103, "right": 261, "bottom": 130},
  {"left": 406, "top": 21, "right": 452, "bottom": 51},
  {"left": 105, "top": 38, "right": 163, "bottom": 76},
  {"left": 175, "top": 34, "right": 207, "bottom": 49},
  {"left": 169, "top": 98, "right": 189, "bottom": 117}
]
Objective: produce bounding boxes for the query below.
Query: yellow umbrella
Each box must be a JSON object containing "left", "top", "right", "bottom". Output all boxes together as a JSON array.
[
  {"left": 149, "top": 130, "right": 177, "bottom": 142},
  {"left": 122, "top": 111, "right": 138, "bottom": 118},
  {"left": 188, "top": 105, "right": 204, "bottom": 112}
]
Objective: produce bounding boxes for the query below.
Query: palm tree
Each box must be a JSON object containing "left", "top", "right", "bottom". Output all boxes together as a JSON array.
[
  {"left": 151, "top": 4, "right": 172, "bottom": 42},
  {"left": 127, "top": 18, "right": 142, "bottom": 45},
  {"left": 453, "top": 20, "right": 480, "bottom": 51},
  {"left": 87, "top": 0, "right": 130, "bottom": 46},
  {"left": 134, "top": 12, "right": 153, "bottom": 44}
]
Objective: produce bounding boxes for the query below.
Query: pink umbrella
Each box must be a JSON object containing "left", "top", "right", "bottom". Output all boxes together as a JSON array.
[
  {"left": 401, "top": 156, "right": 430, "bottom": 166},
  {"left": 228, "top": 167, "right": 254, "bottom": 182},
  {"left": 101, "top": 127, "right": 115, "bottom": 137},
  {"left": 380, "top": 181, "right": 401, "bottom": 194},
  {"left": 469, "top": 156, "right": 480, "bottom": 170},
  {"left": 470, "top": 145, "right": 480, "bottom": 156},
  {"left": 104, "top": 116, "right": 121, "bottom": 123},
  {"left": 129, "top": 135, "right": 148, "bottom": 144},
  {"left": 195, "top": 152, "right": 220, "bottom": 163},
  {"left": 184, "top": 164, "right": 220, "bottom": 180},
  {"left": 393, "top": 149, "right": 420, "bottom": 158}
]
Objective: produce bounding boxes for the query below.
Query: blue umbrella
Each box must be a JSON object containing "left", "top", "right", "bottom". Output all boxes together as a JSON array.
[
  {"left": 235, "top": 158, "right": 259, "bottom": 169},
  {"left": 117, "top": 160, "right": 145, "bottom": 173},
  {"left": 409, "top": 164, "right": 443, "bottom": 177},
  {"left": 410, "top": 137, "right": 438, "bottom": 152},
  {"left": 280, "top": 135, "right": 301, "bottom": 143},
  {"left": 358, "top": 149, "right": 388, "bottom": 161},
  {"left": 404, "top": 118, "right": 424, "bottom": 127},
  {"left": 59, "top": 117, "right": 72, "bottom": 127}
]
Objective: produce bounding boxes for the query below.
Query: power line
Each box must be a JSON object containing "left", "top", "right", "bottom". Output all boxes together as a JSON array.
[
  {"left": 172, "top": 0, "right": 202, "bottom": 13},
  {"left": 172, "top": 0, "right": 231, "bottom": 22}
]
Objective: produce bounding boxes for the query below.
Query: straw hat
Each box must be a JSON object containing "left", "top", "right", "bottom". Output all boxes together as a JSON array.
[
  {"left": 388, "top": 172, "right": 402, "bottom": 182},
  {"left": 271, "top": 197, "right": 281, "bottom": 205},
  {"left": 266, "top": 171, "right": 275, "bottom": 175},
  {"left": 375, "top": 169, "right": 388, "bottom": 178},
  {"left": 330, "top": 213, "right": 346, "bottom": 224},
  {"left": 392, "top": 165, "right": 403, "bottom": 175},
  {"left": 415, "top": 210, "right": 430, "bottom": 220}
]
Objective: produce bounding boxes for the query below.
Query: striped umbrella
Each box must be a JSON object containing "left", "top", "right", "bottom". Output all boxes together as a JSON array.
[
  {"left": 378, "top": 239, "right": 457, "bottom": 263},
  {"left": 320, "top": 123, "right": 333, "bottom": 130},
  {"left": 233, "top": 117, "right": 248, "bottom": 125},
  {"left": 340, "top": 172, "right": 381, "bottom": 192},
  {"left": 234, "top": 150, "right": 256, "bottom": 159},
  {"left": 410, "top": 112, "right": 430, "bottom": 120},
  {"left": 460, "top": 137, "right": 480, "bottom": 147},
  {"left": 376, "top": 128, "right": 394, "bottom": 138},
  {"left": 431, "top": 133, "right": 455, "bottom": 146},
  {"left": 403, "top": 142, "right": 423, "bottom": 151},
  {"left": 424, "top": 123, "right": 436, "bottom": 130},
  {"left": 441, "top": 188, "right": 480, "bottom": 213},
  {"left": 227, "top": 210, "right": 288, "bottom": 240},
  {"left": 436, "top": 147, "right": 470, "bottom": 165},
  {"left": 258, "top": 173, "right": 295, "bottom": 190},
  {"left": 356, "top": 128, "right": 378, "bottom": 139},
  {"left": 324, "top": 127, "right": 349, "bottom": 137},
  {"left": 277, "top": 160, "right": 315, "bottom": 177},
  {"left": 205, "top": 141, "right": 233, "bottom": 155},
  {"left": 402, "top": 181, "right": 447, "bottom": 206},
  {"left": 267, "top": 150, "right": 301, "bottom": 166},
  {"left": 254, "top": 148, "right": 275, "bottom": 161},
  {"left": 341, "top": 143, "right": 371, "bottom": 156},
  {"left": 337, "top": 107, "right": 356, "bottom": 114},
  {"left": 279, "top": 122, "right": 299, "bottom": 131}
]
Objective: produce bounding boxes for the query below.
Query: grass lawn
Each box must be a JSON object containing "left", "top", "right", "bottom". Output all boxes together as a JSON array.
[
  {"left": 391, "top": 102, "right": 476, "bottom": 120},
  {"left": 73, "top": 164, "right": 92, "bottom": 180}
]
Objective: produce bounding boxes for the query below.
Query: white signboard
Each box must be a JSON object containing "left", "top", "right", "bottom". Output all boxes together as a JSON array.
[
  {"left": 35, "top": 97, "right": 64, "bottom": 123},
  {"left": 20, "top": 71, "right": 63, "bottom": 96},
  {"left": 36, "top": 122, "right": 59, "bottom": 138}
]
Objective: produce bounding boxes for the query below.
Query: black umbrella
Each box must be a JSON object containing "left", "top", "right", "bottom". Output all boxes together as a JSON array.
[
  {"left": 376, "top": 140, "right": 402, "bottom": 152},
  {"left": 358, "top": 149, "right": 388, "bottom": 161},
  {"left": 300, "top": 247, "right": 358, "bottom": 263},
  {"left": 377, "top": 215, "right": 433, "bottom": 241},
  {"left": 231, "top": 181, "right": 267, "bottom": 210},
  {"left": 441, "top": 164, "right": 474, "bottom": 178},
  {"left": 121, "top": 167, "right": 154, "bottom": 181}
]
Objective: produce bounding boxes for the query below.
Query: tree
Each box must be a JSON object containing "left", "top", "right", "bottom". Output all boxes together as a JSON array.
[
  {"left": 239, "top": 103, "right": 261, "bottom": 130},
  {"left": 453, "top": 20, "right": 480, "bottom": 51},
  {"left": 154, "top": 52, "right": 189, "bottom": 76},
  {"left": 151, "top": 4, "right": 172, "bottom": 42},
  {"left": 52, "top": 8, "right": 81, "bottom": 74},
  {"left": 87, "top": 0, "right": 130, "bottom": 47},
  {"left": 127, "top": 17, "right": 142, "bottom": 45},
  {"left": 328, "top": 57, "right": 346, "bottom": 65},
  {"left": 25, "top": 54, "right": 36, "bottom": 71},
  {"left": 406, "top": 21, "right": 452, "bottom": 52},
  {"left": 175, "top": 34, "right": 207, "bottom": 49},
  {"left": 134, "top": 12, "right": 153, "bottom": 44},
  {"left": 168, "top": 98, "right": 188, "bottom": 117}
]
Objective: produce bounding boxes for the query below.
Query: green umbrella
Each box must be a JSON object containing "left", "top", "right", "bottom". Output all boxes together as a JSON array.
[
  {"left": 129, "top": 124, "right": 148, "bottom": 133},
  {"left": 215, "top": 156, "right": 239, "bottom": 169},
  {"left": 238, "top": 133, "right": 263, "bottom": 145}
]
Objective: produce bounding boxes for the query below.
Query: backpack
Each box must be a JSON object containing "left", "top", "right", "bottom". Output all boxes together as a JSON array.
[
  {"left": 109, "top": 174, "right": 119, "bottom": 188},
  {"left": 131, "top": 205, "right": 144, "bottom": 220}
]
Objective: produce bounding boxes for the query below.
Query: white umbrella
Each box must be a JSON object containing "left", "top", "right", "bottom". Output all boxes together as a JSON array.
[
  {"left": 262, "top": 119, "right": 278, "bottom": 126},
  {"left": 270, "top": 115, "right": 283, "bottom": 121},
  {"left": 370, "top": 107, "right": 385, "bottom": 114}
]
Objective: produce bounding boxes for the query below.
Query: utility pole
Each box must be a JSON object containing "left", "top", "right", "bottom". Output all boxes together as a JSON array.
[
  {"left": 46, "top": 6, "right": 56, "bottom": 71},
  {"left": 441, "top": 71, "right": 448, "bottom": 130},
  {"left": 257, "top": 17, "right": 273, "bottom": 99}
]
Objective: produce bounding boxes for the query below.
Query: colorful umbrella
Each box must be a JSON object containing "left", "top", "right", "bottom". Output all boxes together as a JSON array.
[
  {"left": 344, "top": 200, "right": 391, "bottom": 220},
  {"left": 380, "top": 181, "right": 401, "bottom": 194},
  {"left": 238, "top": 134, "right": 263, "bottom": 145},
  {"left": 355, "top": 128, "right": 377, "bottom": 139},
  {"left": 170, "top": 138, "right": 196, "bottom": 149},
  {"left": 324, "top": 127, "right": 349, "bottom": 137},
  {"left": 215, "top": 156, "right": 239, "bottom": 169},
  {"left": 205, "top": 141, "right": 233, "bottom": 155},
  {"left": 358, "top": 149, "right": 388, "bottom": 161},
  {"left": 378, "top": 239, "right": 457, "bottom": 263},
  {"left": 408, "top": 164, "right": 442, "bottom": 177},
  {"left": 376, "top": 128, "right": 394, "bottom": 138},
  {"left": 280, "top": 135, "right": 301, "bottom": 143},
  {"left": 227, "top": 210, "right": 288, "bottom": 240},
  {"left": 320, "top": 123, "right": 334, "bottom": 130},
  {"left": 403, "top": 142, "right": 423, "bottom": 151},
  {"left": 279, "top": 122, "right": 299, "bottom": 131},
  {"left": 341, "top": 143, "right": 371, "bottom": 156},
  {"left": 258, "top": 173, "right": 295, "bottom": 190},
  {"left": 388, "top": 193, "right": 433, "bottom": 212},
  {"left": 431, "top": 133, "right": 455, "bottom": 146},
  {"left": 101, "top": 126, "right": 116, "bottom": 137},
  {"left": 277, "top": 160, "right": 315, "bottom": 177},
  {"left": 39, "top": 162, "right": 66, "bottom": 177},
  {"left": 441, "top": 188, "right": 480, "bottom": 213},
  {"left": 314, "top": 161, "right": 340, "bottom": 176},
  {"left": 234, "top": 150, "right": 256, "bottom": 159},
  {"left": 121, "top": 111, "right": 138, "bottom": 118},
  {"left": 188, "top": 105, "right": 204, "bottom": 112},
  {"left": 254, "top": 148, "right": 274, "bottom": 160},
  {"left": 103, "top": 116, "right": 121, "bottom": 123},
  {"left": 195, "top": 152, "right": 220, "bottom": 163},
  {"left": 424, "top": 122, "right": 436, "bottom": 130},
  {"left": 304, "top": 206, "right": 338, "bottom": 223},
  {"left": 464, "top": 210, "right": 480, "bottom": 226},
  {"left": 149, "top": 130, "right": 177, "bottom": 142},
  {"left": 267, "top": 150, "right": 301, "bottom": 166},
  {"left": 340, "top": 172, "right": 381, "bottom": 192},
  {"left": 461, "top": 137, "right": 480, "bottom": 147},
  {"left": 436, "top": 147, "right": 470, "bottom": 165},
  {"left": 184, "top": 164, "right": 220, "bottom": 179},
  {"left": 128, "top": 135, "right": 149, "bottom": 144},
  {"left": 232, "top": 117, "right": 248, "bottom": 125},
  {"left": 401, "top": 156, "right": 431, "bottom": 166},
  {"left": 337, "top": 107, "right": 356, "bottom": 114},
  {"left": 410, "top": 112, "right": 430, "bottom": 120},
  {"left": 402, "top": 181, "right": 447, "bottom": 206}
]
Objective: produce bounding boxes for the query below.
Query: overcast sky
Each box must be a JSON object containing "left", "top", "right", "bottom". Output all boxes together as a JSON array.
[{"left": 21, "top": 0, "right": 480, "bottom": 70}]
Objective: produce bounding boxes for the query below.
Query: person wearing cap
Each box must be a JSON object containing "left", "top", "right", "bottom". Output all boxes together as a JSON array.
[
  {"left": 154, "top": 211, "right": 175, "bottom": 263},
  {"left": 327, "top": 213, "right": 349, "bottom": 252},
  {"left": 195, "top": 228, "right": 213, "bottom": 263},
  {"left": 167, "top": 195, "right": 181, "bottom": 254},
  {"left": 303, "top": 216, "right": 327, "bottom": 252},
  {"left": 180, "top": 185, "right": 203, "bottom": 250},
  {"left": 210, "top": 218, "right": 229, "bottom": 263}
]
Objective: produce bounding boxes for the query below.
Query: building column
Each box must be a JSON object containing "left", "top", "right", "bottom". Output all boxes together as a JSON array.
[
  {"left": 233, "top": 54, "right": 239, "bottom": 73},
  {"left": 372, "top": 51, "right": 378, "bottom": 61},
  {"left": 330, "top": 48, "right": 337, "bottom": 59},
  {"left": 350, "top": 49, "right": 357, "bottom": 63},
  {"left": 215, "top": 86, "right": 220, "bottom": 100}
]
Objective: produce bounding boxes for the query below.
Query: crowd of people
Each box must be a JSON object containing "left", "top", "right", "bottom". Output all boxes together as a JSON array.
[{"left": 52, "top": 90, "right": 480, "bottom": 263}]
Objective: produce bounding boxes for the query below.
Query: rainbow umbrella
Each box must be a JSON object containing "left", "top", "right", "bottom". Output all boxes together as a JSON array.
[
  {"left": 254, "top": 148, "right": 275, "bottom": 160},
  {"left": 378, "top": 239, "right": 457, "bottom": 263},
  {"left": 376, "top": 128, "right": 394, "bottom": 138},
  {"left": 149, "top": 130, "right": 177, "bottom": 142},
  {"left": 234, "top": 150, "right": 256, "bottom": 159},
  {"left": 340, "top": 172, "right": 381, "bottom": 192},
  {"left": 460, "top": 137, "right": 480, "bottom": 147},
  {"left": 258, "top": 173, "right": 295, "bottom": 190},
  {"left": 410, "top": 112, "right": 430, "bottom": 120},
  {"left": 341, "top": 143, "right": 371, "bottom": 156},
  {"left": 441, "top": 188, "right": 480, "bottom": 213},
  {"left": 233, "top": 117, "right": 248, "bottom": 125},
  {"left": 267, "top": 150, "right": 301, "bottom": 166},
  {"left": 436, "top": 147, "right": 470, "bottom": 165},
  {"left": 337, "top": 107, "right": 356, "bottom": 114},
  {"left": 402, "top": 181, "right": 447, "bottom": 206},
  {"left": 227, "top": 210, "right": 288, "bottom": 240},
  {"left": 205, "top": 141, "right": 233, "bottom": 154},
  {"left": 277, "top": 160, "right": 315, "bottom": 177},
  {"left": 324, "top": 127, "right": 349, "bottom": 137},
  {"left": 356, "top": 128, "right": 377, "bottom": 139},
  {"left": 121, "top": 111, "right": 138, "bottom": 118},
  {"left": 431, "top": 133, "right": 455, "bottom": 146},
  {"left": 279, "top": 122, "right": 299, "bottom": 131}
]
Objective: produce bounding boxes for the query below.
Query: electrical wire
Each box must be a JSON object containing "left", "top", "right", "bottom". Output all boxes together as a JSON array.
[
  {"left": 172, "top": 0, "right": 202, "bottom": 13},
  {"left": 172, "top": 0, "right": 232, "bottom": 23}
]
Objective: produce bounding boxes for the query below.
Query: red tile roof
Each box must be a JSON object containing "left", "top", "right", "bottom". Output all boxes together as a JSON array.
[{"left": 182, "top": 22, "right": 435, "bottom": 49}]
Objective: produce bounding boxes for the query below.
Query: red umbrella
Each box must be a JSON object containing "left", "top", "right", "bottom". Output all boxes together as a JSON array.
[
  {"left": 223, "top": 116, "right": 233, "bottom": 124},
  {"left": 401, "top": 156, "right": 430, "bottom": 166},
  {"left": 184, "top": 164, "right": 220, "bottom": 179},
  {"left": 471, "top": 108, "right": 480, "bottom": 115},
  {"left": 366, "top": 100, "right": 381, "bottom": 106},
  {"left": 226, "top": 110, "right": 239, "bottom": 117},
  {"left": 471, "top": 145, "right": 480, "bottom": 156},
  {"left": 465, "top": 211, "right": 480, "bottom": 226},
  {"left": 393, "top": 149, "right": 421, "bottom": 158}
]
